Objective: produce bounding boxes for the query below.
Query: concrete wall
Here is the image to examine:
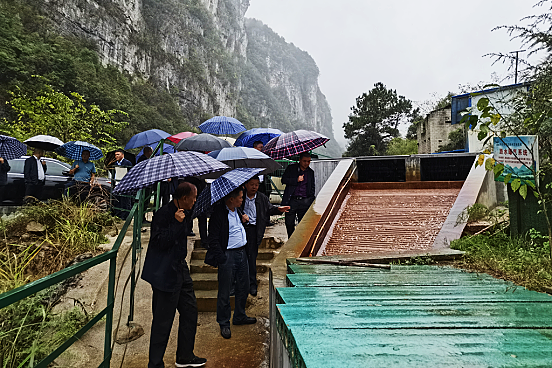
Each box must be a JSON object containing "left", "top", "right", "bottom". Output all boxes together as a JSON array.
[
  {"left": 418, "top": 107, "right": 462, "bottom": 154},
  {"left": 475, "top": 169, "right": 508, "bottom": 209}
]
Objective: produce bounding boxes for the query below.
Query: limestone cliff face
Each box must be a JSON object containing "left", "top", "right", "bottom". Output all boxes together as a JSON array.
[{"left": 35, "top": 0, "right": 341, "bottom": 156}]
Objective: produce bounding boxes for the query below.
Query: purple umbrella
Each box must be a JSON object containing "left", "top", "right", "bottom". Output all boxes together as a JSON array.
[{"left": 262, "top": 130, "right": 329, "bottom": 160}]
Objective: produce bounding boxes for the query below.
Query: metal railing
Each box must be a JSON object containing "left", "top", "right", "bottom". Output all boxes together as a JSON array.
[{"left": 0, "top": 191, "right": 149, "bottom": 368}]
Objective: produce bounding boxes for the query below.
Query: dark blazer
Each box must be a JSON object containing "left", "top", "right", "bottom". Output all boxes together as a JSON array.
[
  {"left": 205, "top": 202, "right": 246, "bottom": 267},
  {"left": 281, "top": 163, "right": 315, "bottom": 206},
  {"left": 141, "top": 201, "right": 189, "bottom": 292},
  {"left": 116, "top": 158, "right": 133, "bottom": 167},
  {"left": 0, "top": 161, "right": 10, "bottom": 186},
  {"left": 240, "top": 191, "right": 281, "bottom": 247},
  {"left": 24, "top": 156, "right": 47, "bottom": 185}
]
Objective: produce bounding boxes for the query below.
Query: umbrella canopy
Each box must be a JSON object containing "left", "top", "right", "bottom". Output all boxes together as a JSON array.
[
  {"left": 136, "top": 143, "right": 176, "bottom": 161},
  {"left": 220, "top": 136, "right": 236, "bottom": 146},
  {"left": 125, "top": 129, "right": 171, "bottom": 150},
  {"left": 24, "top": 135, "right": 64, "bottom": 151},
  {"left": 175, "top": 133, "right": 232, "bottom": 152},
  {"left": 208, "top": 147, "right": 281, "bottom": 175},
  {"left": 113, "top": 151, "right": 230, "bottom": 195},
  {"left": 193, "top": 168, "right": 263, "bottom": 217},
  {"left": 105, "top": 150, "right": 136, "bottom": 166},
  {"left": 263, "top": 130, "right": 329, "bottom": 160},
  {"left": 0, "top": 135, "right": 27, "bottom": 160},
  {"left": 234, "top": 128, "right": 284, "bottom": 148},
  {"left": 167, "top": 131, "right": 198, "bottom": 144},
  {"left": 55, "top": 141, "right": 104, "bottom": 160},
  {"left": 198, "top": 116, "right": 246, "bottom": 135}
]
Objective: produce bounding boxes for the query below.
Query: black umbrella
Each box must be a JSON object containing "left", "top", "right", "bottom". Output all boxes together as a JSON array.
[
  {"left": 24, "top": 135, "right": 64, "bottom": 151},
  {"left": 175, "top": 133, "right": 232, "bottom": 152}
]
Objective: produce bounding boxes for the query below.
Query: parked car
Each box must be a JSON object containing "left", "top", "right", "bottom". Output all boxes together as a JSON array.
[{"left": 3, "top": 157, "right": 111, "bottom": 205}]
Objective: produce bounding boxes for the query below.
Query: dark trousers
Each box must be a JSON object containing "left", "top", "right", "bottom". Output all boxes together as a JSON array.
[
  {"left": 244, "top": 225, "right": 258, "bottom": 290},
  {"left": 217, "top": 247, "right": 249, "bottom": 327},
  {"left": 0, "top": 184, "right": 6, "bottom": 204},
  {"left": 148, "top": 265, "right": 198, "bottom": 368},
  {"left": 114, "top": 194, "right": 132, "bottom": 220},
  {"left": 285, "top": 197, "right": 314, "bottom": 238},
  {"left": 187, "top": 214, "right": 208, "bottom": 245},
  {"left": 24, "top": 182, "right": 44, "bottom": 203}
]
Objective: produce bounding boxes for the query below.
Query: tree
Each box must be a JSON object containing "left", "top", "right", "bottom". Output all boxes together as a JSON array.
[
  {"left": 386, "top": 137, "right": 418, "bottom": 155},
  {"left": 464, "top": 0, "right": 552, "bottom": 254},
  {"left": 343, "top": 82, "right": 413, "bottom": 157},
  {"left": 2, "top": 83, "right": 128, "bottom": 150}
]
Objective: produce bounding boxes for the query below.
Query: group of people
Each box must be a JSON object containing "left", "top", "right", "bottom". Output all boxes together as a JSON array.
[{"left": 139, "top": 150, "right": 316, "bottom": 368}]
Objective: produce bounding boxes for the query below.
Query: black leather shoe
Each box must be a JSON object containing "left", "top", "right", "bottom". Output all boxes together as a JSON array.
[
  {"left": 233, "top": 316, "right": 257, "bottom": 325},
  {"left": 250, "top": 286, "right": 257, "bottom": 296},
  {"left": 220, "top": 326, "right": 231, "bottom": 339}
]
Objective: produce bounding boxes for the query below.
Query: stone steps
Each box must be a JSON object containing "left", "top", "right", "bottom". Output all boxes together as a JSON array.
[{"left": 190, "top": 259, "right": 270, "bottom": 274}]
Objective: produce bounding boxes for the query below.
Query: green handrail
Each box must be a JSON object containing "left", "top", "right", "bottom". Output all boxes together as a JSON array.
[{"left": 0, "top": 189, "right": 145, "bottom": 368}]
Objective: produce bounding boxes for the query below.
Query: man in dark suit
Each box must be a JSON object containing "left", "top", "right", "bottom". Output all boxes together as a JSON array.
[
  {"left": 141, "top": 182, "right": 207, "bottom": 368},
  {"left": 24, "top": 149, "right": 47, "bottom": 204},
  {"left": 205, "top": 187, "right": 256, "bottom": 340},
  {"left": 112, "top": 149, "right": 133, "bottom": 219},
  {"left": 0, "top": 157, "right": 10, "bottom": 204},
  {"left": 240, "top": 176, "right": 289, "bottom": 295},
  {"left": 281, "top": 152, "right": 315, "bottom": 238}
]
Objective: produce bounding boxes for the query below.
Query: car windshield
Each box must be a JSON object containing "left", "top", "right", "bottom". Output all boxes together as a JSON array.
[{"left": 7, "top": 159, "right": 24, "bottom": 174}]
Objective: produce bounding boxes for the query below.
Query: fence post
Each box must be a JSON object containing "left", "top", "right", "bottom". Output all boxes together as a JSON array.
[
  {"left": 128, "top": 190, "right": 143, "bottom": 324},
  {"left": 103, "top": 256, "right": 117, "bottom": 368}
]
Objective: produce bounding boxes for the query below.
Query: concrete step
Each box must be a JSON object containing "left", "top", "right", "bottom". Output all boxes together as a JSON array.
[
  {"left": 191, "top": 273, "right": 219, "bottom": 290},
  {"left": 190, "top": 259, "right": 270, "bottom": 274},
  {"left": 191, "top": 248, "right": 276, "bottom": 261},
  {"left": 195, "top": 290, "right": 234, "bottom": 312},
  {"left": 192, "top": 237, "right": 284, "bottom": 250}
]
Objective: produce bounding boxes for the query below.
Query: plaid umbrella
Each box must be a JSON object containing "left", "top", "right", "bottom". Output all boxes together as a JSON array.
[
  {"left": 125, "top": 129, "right": 171, "bottom": 150},
  {"left": 234, "top": 128, "right": 283, "bottom": 148},
  {"left": 113, "top": 151, "right": 230, "bottom": 195},
  {"left": 262, "top": 130, "right": 329, "bottom": 160},
  {"left": 198, "top": 116, "right": 246, "bottom": 135},
  {"left": 0, "top": 135, "right": 27, "bottom": 160},
  {"left": 55, "top": 141, "right": 104, "bottom": 160},
  {"left": 24, "top": 135, "right": 64, "bottom": 151},
  {"left": 208, "top": 147, "right": 281, "bottom": 175},
  {"left": 193, "top": 168, "right": 263, "bottom": 217}
]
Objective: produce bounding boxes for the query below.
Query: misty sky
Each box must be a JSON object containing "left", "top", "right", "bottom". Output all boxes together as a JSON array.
[{"left": 246, "top": 1, "right": 545, "bottom": 149}]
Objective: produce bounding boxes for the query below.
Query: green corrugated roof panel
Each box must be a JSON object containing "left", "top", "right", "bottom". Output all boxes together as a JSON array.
[{"left": 276, "top": 265, "right": 552, "bottom": 367}]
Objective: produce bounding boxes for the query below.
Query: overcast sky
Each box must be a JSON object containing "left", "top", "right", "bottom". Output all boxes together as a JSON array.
[{"left": 246, "top": 1, "right": 545, "bottom": 149}]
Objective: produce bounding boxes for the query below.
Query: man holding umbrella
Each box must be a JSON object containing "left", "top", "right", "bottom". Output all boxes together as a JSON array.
[
  {"left": 142, "top": 182, "right": 207, "bottom": 368},
  {"left": 67, "top": 150, "right": 97, "bottom": 201},
  {"left": 24, "top": 149, "right": 47, "bottom": 204}
]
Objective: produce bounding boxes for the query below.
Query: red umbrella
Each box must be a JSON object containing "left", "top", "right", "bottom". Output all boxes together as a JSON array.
[
  {"left": 167, "top": 131, "right": 198, "bottom": 144},
  {"left": 262, "top": 130, "right": 329, "bottom": 160}
]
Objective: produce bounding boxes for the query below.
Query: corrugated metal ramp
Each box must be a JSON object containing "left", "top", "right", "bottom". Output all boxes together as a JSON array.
[{"left": 276, "top": 264, "right": 552, "bottom": 367}]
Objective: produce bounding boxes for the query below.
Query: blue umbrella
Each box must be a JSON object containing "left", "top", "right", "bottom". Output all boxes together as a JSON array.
[
  {"left": 113, "top": 151, "right": 230, "bottom": 195},
  {"left": 136, "top": 143, "right": 176, "bottom": 161},
  {"left": 0, "top": 135, "right": 27, "bottom": 160},
  {"left": 208, "top": 147, "right": 281, "bottom": 175},
  {"left": 125, "top": 129, "right": 171, "bottom": 150},
  {"left": 234, "top": 128, "right": 284, "bottom": 148},
  {"left": 55, "top": 141, "right": 103, "bottom": 160},
  {"left": 198, "top": 116, "right": 246, "bottom": 135},
  {"left": 193, "top": 168, "right": 263, "bottom": 217}
]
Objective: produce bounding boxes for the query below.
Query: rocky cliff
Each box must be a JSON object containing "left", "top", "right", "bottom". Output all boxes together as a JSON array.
[{"left": 33, "top": 0, "right": 341, "bottom": 156}]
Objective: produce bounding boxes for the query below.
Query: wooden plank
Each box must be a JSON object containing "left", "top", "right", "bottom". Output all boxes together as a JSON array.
[
  {"left": 289, "top": 328, "right": 552, "bottom": 368},
  {"left": 286, "top": 273, "right": 508, "bottom": 288},
  {"left": 277, "top": 286, "right": 552, "bottom": 305},
  {"left": 277, "top": 302, "right": 552, "bottom": 329}
]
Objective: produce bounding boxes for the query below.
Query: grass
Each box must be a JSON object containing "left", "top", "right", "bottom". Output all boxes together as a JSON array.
[
  {"left": 451, "top": 229, "right": 552, "bottom": 291},
  {"left": 0, "top": 198, "right": 118, "bottom": 367}
]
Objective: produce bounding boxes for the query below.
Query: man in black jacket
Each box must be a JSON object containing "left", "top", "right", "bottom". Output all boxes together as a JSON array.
[
  {"left": 205, "top": 187, "right": 256, "bottom": 339},
  {"left": 141, "top": 182, "right": 207, "bottom": 368},
  {"left": 281, "top": 152, "right": 315, "bottom": 237},
  {"left": 240, "top": 176, "right": 289, "bottom": 295},
  {"left": 0, "top": 157, "right": 10, "bottom": 204},
  {"left": 24, "top": 149, "right": 47, "bottom": 204}
]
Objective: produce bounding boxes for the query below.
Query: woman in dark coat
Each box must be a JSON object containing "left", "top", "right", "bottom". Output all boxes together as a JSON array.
[{"left": 0, "top": 157, "right": 11, "bottom": 204}]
